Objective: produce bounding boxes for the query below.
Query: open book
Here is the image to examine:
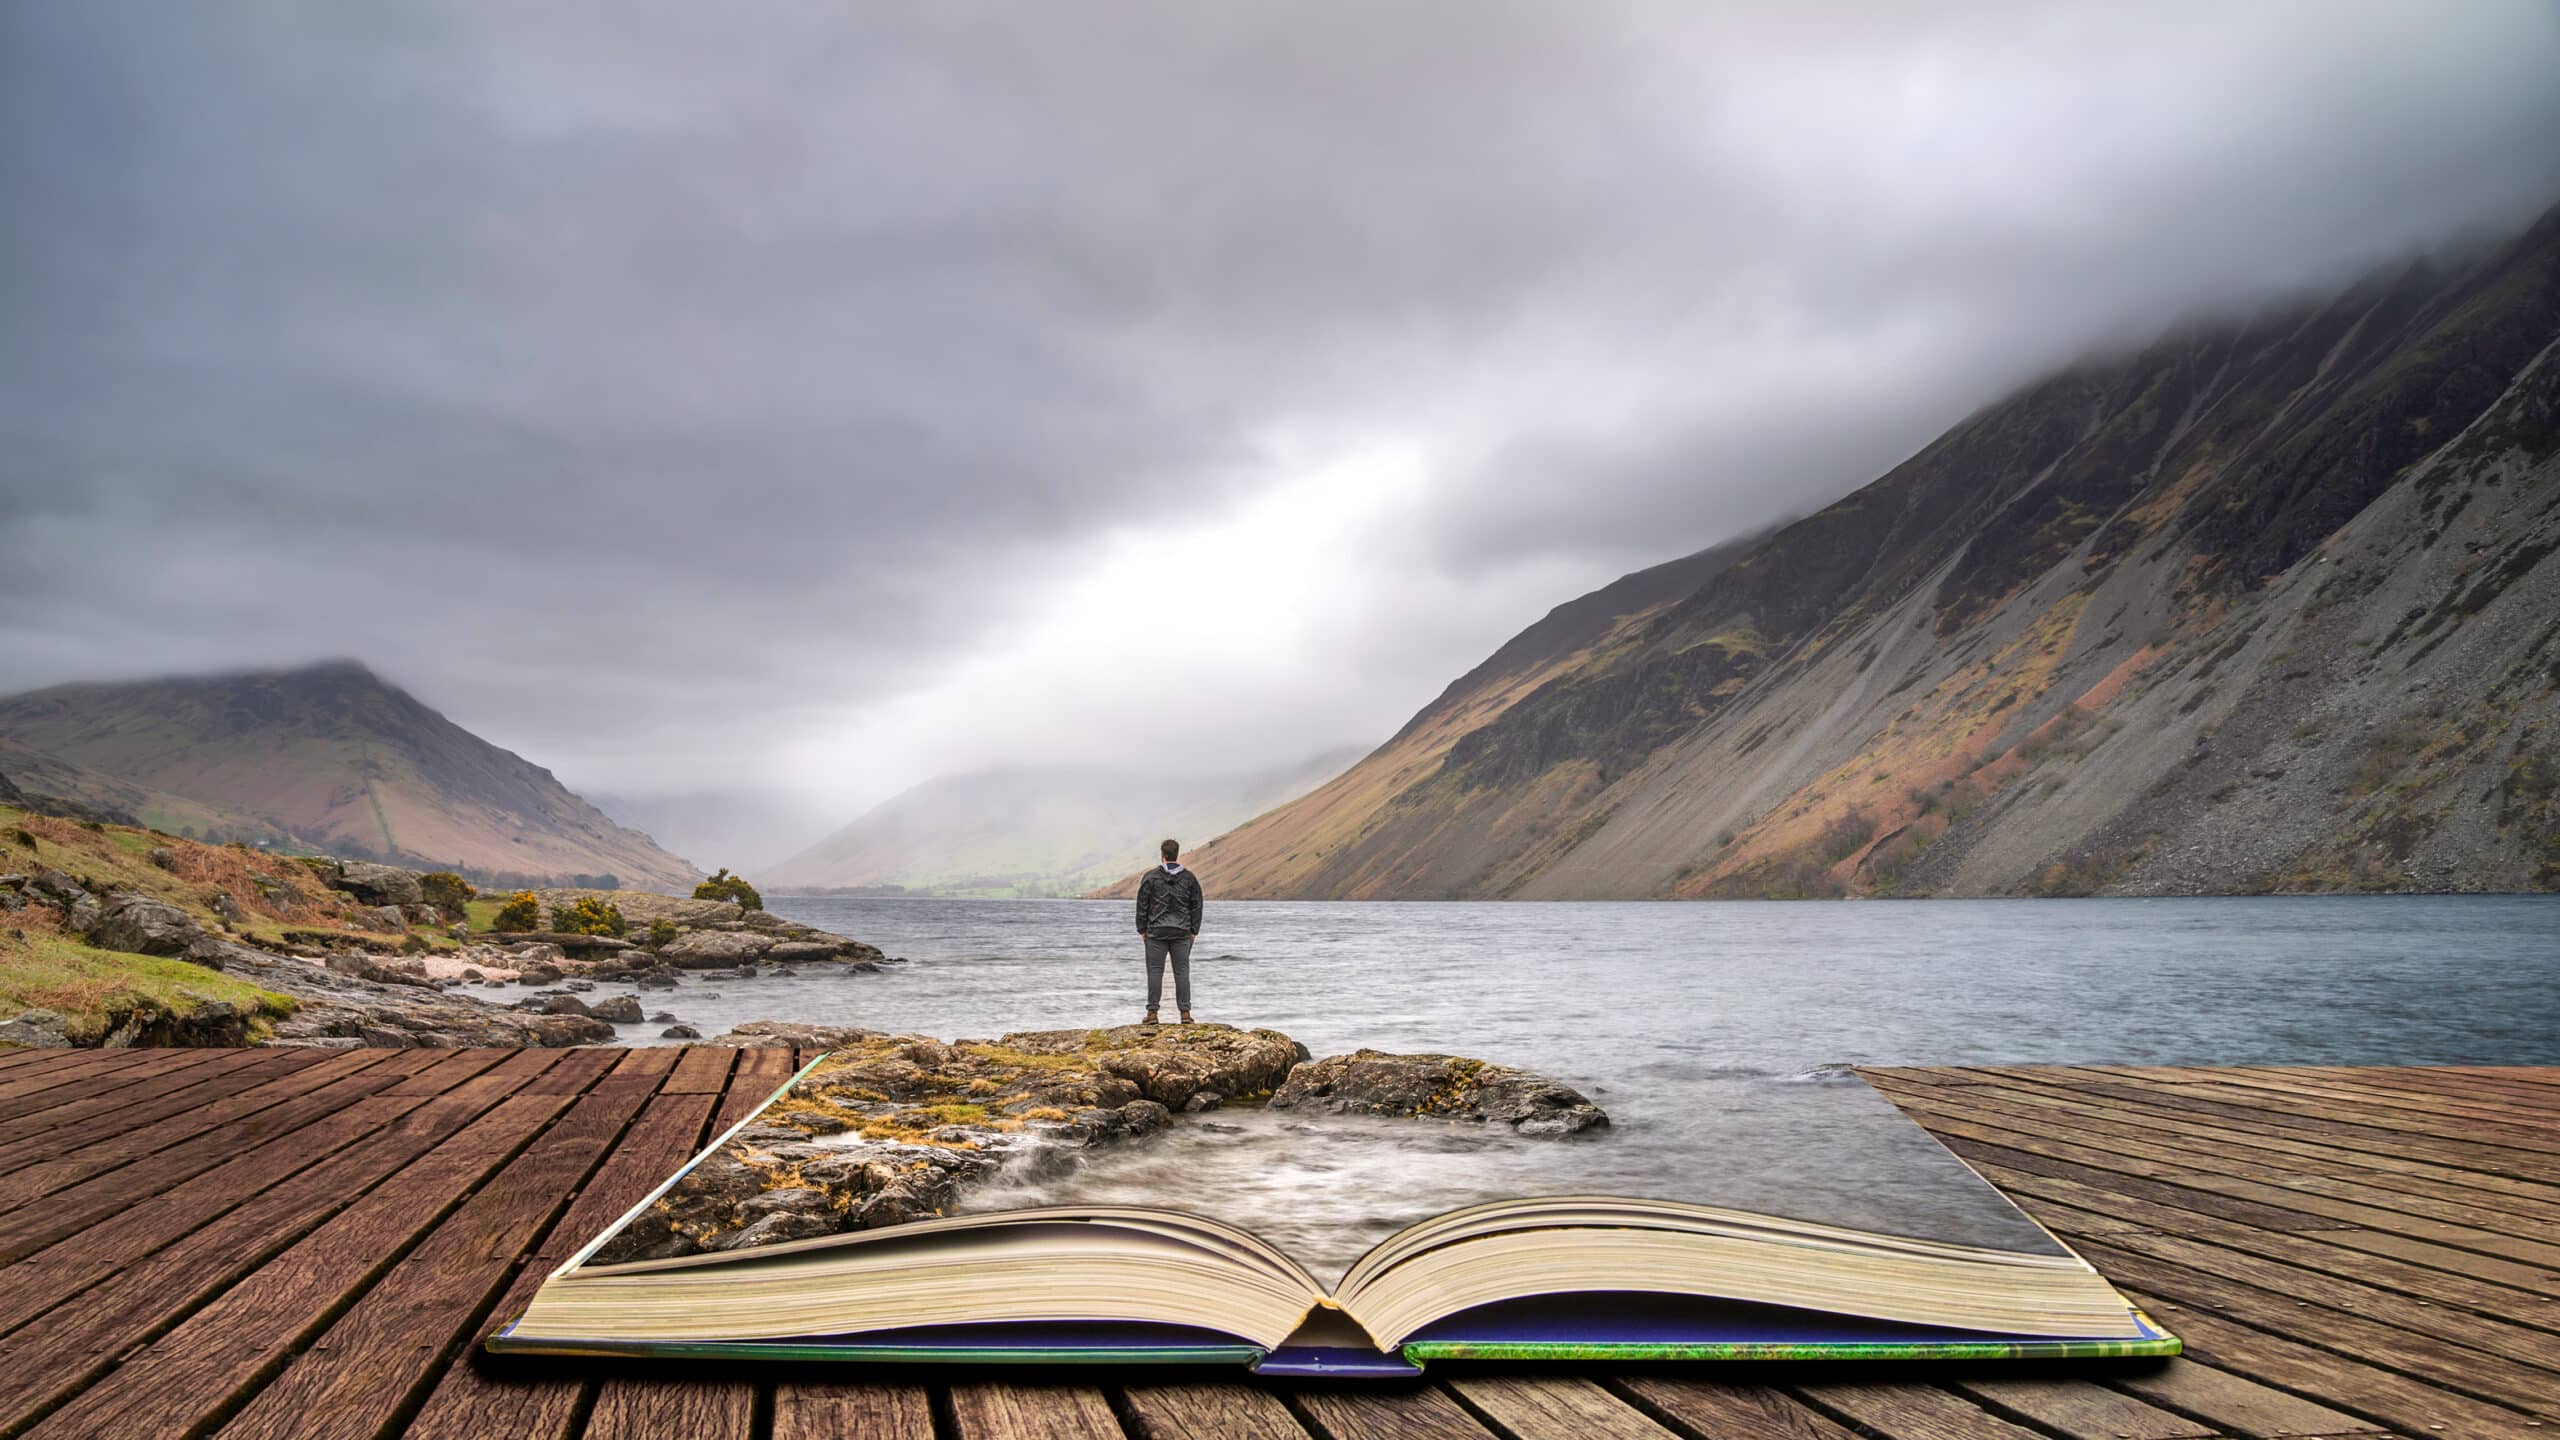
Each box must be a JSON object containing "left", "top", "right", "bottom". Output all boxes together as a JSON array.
[{"left": 491, "top": 1045, "right": 2174, "bottom": 1375}]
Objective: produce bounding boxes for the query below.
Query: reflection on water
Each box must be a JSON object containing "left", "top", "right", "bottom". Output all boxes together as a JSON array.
[{"left": 476, "top": 893, "right": 2559, "bottom": 1275}]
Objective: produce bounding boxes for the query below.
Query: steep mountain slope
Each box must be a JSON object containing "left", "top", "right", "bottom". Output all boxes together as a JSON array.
[
  {"left": 1170, "top": 209, "right": 2560, "bottom": 899},
  {"left": 771, "top": 748, "right": 1364, "bottom": 897},
  {"left": 0, "top": 661, "right": 700, "bottom": 889}
]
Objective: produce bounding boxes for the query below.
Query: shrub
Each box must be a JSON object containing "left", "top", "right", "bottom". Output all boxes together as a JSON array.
[
  {"left": 1816, "top": 809, "right": 1876, "bottom": 864},
  {"left": 551, "top": 897, "right": 626, "bottom": 937},
  {"left": 399, "top": 933, "right": 432, "bottom": 955},
  {"left": 418, "top": 872, "right": 477, "bottom": 915},
  {"left": 10, "top": 828, "right": 33, "bottom": 849},
  {"left": 693, "top": 867, "right": 764, "bottom": 911},
  {"left": 647, "top": 917, "right": 678, "bottom": 947},
  {"left": 492, "top": 891, "right": 541, "bottom": 932}
]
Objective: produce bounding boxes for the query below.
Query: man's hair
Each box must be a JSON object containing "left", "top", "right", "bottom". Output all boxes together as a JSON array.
[{"left": 1160, "top": 838, "right": 1180, "bottom": 861}]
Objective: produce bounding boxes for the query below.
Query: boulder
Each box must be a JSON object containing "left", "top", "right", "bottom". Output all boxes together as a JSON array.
[
  {"left": 661, "top": 929, "right": 773, "bottom": 968},
  {"left": 763, "top": 941, "right": 839, "bottom": 963},
  {"left": 1269, "top": 1050, "right": 1610, "bottom": 1136},
  {"left": 364, "top": 905, "right": 408, "bottom": 931},
  {"left": 148, "top": 847, "right": 177, "bottom": 871},
  {"left": 648, "top": 1011, "right": 676, "bottom": 1023},
  {"left": 710, "top": 1020, "right": 884, "bottom": 1049},
  {"left": 0, "top": 1009, "right": 72, "bottom": 1049},
  {"left": 208, "top": 891, "right": 248, "bottom": 925},
  {"left": 1000, "top": 1024, "right": 1310, "bottom": 1111},
  {"left": 590, "top": 994, "right": 645, "bottom": 1024},
  {"left": 660, "top": 1024, "right": 702, "bottom": 1039},
  {"left": 541, "top": 994, "right": 595, "bottom": 1018},
  {"left": 87, "top": 892, "right": 204, "bottom": 957},
  {"left": 333, "top": 862, "right": 425, "bottom": 908}
]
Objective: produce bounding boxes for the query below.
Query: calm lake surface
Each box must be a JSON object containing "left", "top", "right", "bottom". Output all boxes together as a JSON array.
[{"left": 580, "top": 895, "right": 2560, "bottom": 1276}]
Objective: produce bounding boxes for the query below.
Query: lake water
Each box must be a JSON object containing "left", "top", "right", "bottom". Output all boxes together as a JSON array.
[{"left": 570, "top": 895, "right": 2560, "bottom": 1276}]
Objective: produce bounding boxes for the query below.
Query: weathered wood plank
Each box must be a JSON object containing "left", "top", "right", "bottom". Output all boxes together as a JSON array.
[
  {"left": 0, "top": 1048, "right": 381, "bottom": 1201},
  {"left": 1609, "top": 1376, "right": 1864, "bottom": 1438},
  {"left": 582, "top": 1377, "right": 756, "bottom": 1439},
  {"left": 1290, "top": 1385, "right": 1498, "bottom": 1440},
  {"left": 714, "top": 1044, "right": 799, "bottom": 1128},
  {"left": 0, "top": 1046, "right": 217, "bottom": 1109},
  {"left": 1445, "top": 1375, "right": 1680, "bottom": 1438},
  {"left": 402, "top": 1089, "right": 722, "bottom": 1440},
  {"left": 661, "top": 1045, "right": 736, "bottom": 1095},
  {"left": 947, "top": 1380, "right": 1127, "bottom": 1439},
  {"left": 0, "top": 1049, "right": 483, "bottom": 1259},
  {"left": 0, "top": 1059, "right": 455, "bottom": 1335},
  {"left": 2110, "top": 1285, "right": 2545, "bottom": 1440},
  {"left": 18, "top": 1062, "right": 584, "bottom": 1440},
  {"left": 0, "top": 1048, "right": 552, "bottom": 1432},
  {"left": 1121, "top": 1382, "right": 1306, "bottom": 1440},
  {"left": 214, "top": 1049, "right": 653, "bottom": 1440},
  {"left": 0, "top": 1046, "right": 309, "bottom": 1144},
  {"left": 2107, "top": 1358, "right": 2389, "bottom": 1439},
  {"left": 1949, "top": 1375, "right": 2217, "bottom": 1439},
  {"left": 1789, "top": 1383, "right": 2053, "bottom": 1440},
  {"left": 772, "top": 1381, "right": 937, "bottom": 1440}
]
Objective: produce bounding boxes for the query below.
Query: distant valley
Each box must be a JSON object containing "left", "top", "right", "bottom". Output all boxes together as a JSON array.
[{"left": 768, "top": 749, "right": 1364, "bottom": 897}]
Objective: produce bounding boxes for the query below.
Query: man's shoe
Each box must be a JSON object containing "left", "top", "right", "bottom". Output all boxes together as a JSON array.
[
  {"left": 1179, "top": 1011, "right": 1195, "bottom": 1024},
  {"left": 1142, "top": 1011, "right": 1160, "bottom": 1027}
]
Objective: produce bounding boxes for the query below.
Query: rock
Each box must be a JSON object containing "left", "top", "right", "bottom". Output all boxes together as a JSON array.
[
  {"left": 763, "top": 941, "right": 838, "bottom": 963},
  {"left": 448, "top": 922, "right": 469, "bottom": 940},
  {"left": 333, "top": 861, "right": 425, "bottom": 908},
  {"left": 208, "top": 891, "right": 248, "bottom": 925},
  {"left": 711, "top": 1020, "right": 883, "bottom": 1048},
  {"left": 648, "top": 1011, "right": 676, "bottom": 1023},
  {"left": 87, "top": 892, "right": 204, "bottom": 957},
  {"left": 0, "top": 1009, "right": 72, "bottom": 1048},
  {"left": 148, "top": 847, "right": 177, "bottom": 871},
  {"left": 562, "top": 979, "right": 596, "bottom": 992},
  {"left": 516, "top": 962, "right": 562, "bottom": 986},
  {"left": 734, "top": 963, "right": 758, "bottom": 978},
  {"left": 1001, "top": 1023, "right": 1310, "bottom": 1111},
  {"left": 1269, "top": 1050, "right": 1610, "bottom": 1135},
  {"left": 590, "top": 994, "right": 645, "bottom": 1024},
  {"left": 460, "top": 968, "right": 485, "bottom": 982},
  {"left": 364, "top": 905, "right": 408, "bottom": 931},
  {"left": 541, "top": 994, "right": 594, "bottom": 1017},
  {"left": 660, "top": 1024, "right": 701, "bottom": 1039},
  {"left": 660, "top": 929, "right": 773, "bottom": 968},
  {"left": 507, "top": 942, "right": 568, "bottom": 966}
]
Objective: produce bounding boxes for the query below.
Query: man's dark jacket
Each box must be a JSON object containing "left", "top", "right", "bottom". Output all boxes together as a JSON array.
[{"left": 1136, "top": 864, "right": 1204, "bottom": 938}]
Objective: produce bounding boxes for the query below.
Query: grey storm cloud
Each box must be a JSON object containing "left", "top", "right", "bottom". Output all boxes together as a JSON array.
[{"left": 5, "top": 1, "right": 2559, "bottom": 824}]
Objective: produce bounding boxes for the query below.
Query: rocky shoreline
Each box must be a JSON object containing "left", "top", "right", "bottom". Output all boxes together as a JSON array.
[
  {"left": 1, "top": 834, "right": 894, "bottom": 1049},
  {"left": 594, "top": 1023, "right": 1608, "bottom": 1262}
]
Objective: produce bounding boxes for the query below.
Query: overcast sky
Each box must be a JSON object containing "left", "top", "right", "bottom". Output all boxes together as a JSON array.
[{"left": 5, "top": 2, "right": 2558, "bottom": 838}]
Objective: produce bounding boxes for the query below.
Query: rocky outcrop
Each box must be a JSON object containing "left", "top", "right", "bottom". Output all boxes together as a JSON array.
[
  {"left": 333, "top": 861, "right": 426, "bottom": 908},
  {"left": 87, "top": 892, "right": 206, "bottom": 957},
  {"left": 590, "top": 1024, "right": 1600, "bottom": 1264},
  {"left": 1270, "top": 1050, "right": 1610, "bottom": 1135},
  {"left": 660, "top": 929, "right": 771, "bottom": 968}
]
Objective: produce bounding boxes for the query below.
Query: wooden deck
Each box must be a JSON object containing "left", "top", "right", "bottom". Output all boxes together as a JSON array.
[{"left": 0, "top": 1050, "right": 2553, "bottom": 1440}]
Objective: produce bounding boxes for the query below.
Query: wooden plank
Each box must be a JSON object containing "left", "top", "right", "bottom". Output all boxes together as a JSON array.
[
  {"left": 0, "top": 1049, "right": 398, "bottom": 1208},
  {"left": 772, "top": 1381, "right": 937, "bottom": 1440},
  {"left": 1880, "top": 1089, "right": 2560, "bottom": 1264},
  {"left": 2082, "top": 1243, "right": 2560, "bottom": 1415},
  {"left": 403, "top": 1090, "right": 723, "bottom": 1440},
  {"left": 214, "top": 1049, "right": 659, "bottom": 1440},
  {"left": 1950, "top": 1375, "right": 2217, "bottom": 1438},
  {"left": 2108, "top": 1359, "right": 2391, "bottom": 1439},
  {"left": 2067, "top": 1068, "right": 2560, "bottom": 1160},
  {"left": 0, "top": 1057, "right": 451, "bottom": 1335},
  {"left": 2112, "top": 1286, "right": 2545, "bottom": 1440},
  {"left": 661, "top": 1045, "right": 736, "bottom": 1095},
  {"left": 0, "top": 1047, "right": 308, "bottom": 1143},
  {"left": 1121, "top": 1383, "right": 1306, "bottom": 1440},
  {"left": 0, "top": 1049, "right": 559, "bottom": 1433},
  {"left": 2018, "top": 1068, "right": 2560, "bottom": 1176},
  {"left": 947, "top": 1380, "right": 1126, "bottom": 1439},
  {"left": 1609, "top": 1376, "right": 1863, "bottom": 1438},
  {"left": 1290, "top": 1385, "right": 1498, "bottom": 1440},
  {"left": 582, "top": 1378, "right": 756, "bottom": 1439},
  {"left": 0, "top": 1049, "right": 502, "bottom": 1261},
  {"left": 19, "top": 1063, "right": 582, "bottom": 1440},
  {"left": 0, "top": 1046, "right": 237, "bottom": 1121},
  {"left": 1789, "top": 1383, "right": 2052, "bottom": 1440},
  {"left": 715, "top": 1044, "right": 799, "bottom": 1128},
  {"left": 1445, "top": 1375, "right": 1680, "bottom": 1438}
]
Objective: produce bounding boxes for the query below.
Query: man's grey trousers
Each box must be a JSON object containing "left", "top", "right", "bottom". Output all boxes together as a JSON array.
[{"left": 1143, "top": 933, "right": 1194, "bottom": 1013}]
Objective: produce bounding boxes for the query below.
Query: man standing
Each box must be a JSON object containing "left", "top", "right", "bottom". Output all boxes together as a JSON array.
[{"left": 1135, "top": 838, "right": 1203, "bottom": 1026}]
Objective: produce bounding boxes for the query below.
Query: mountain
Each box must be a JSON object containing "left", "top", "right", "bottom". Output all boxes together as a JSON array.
[
  {"left": 768, "top": 748, "right": 1367, "bottom": 896},
  {"left": 1157, "top": 209, "right": 2560, "bottom": 899},
  {"left": 0, "top": 661, "right": 700, "bottom": 890}
]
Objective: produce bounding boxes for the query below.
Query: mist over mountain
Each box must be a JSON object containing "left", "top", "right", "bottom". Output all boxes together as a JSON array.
[
  {"left": 1140, "top": 208, "right": 2560, "bottom": 900},
  {"left": 0, "top": 661, "right": 699, "bottom": 890},
  {"left": 770, "top": 749, "right": 1366, "bottom": 897}
]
